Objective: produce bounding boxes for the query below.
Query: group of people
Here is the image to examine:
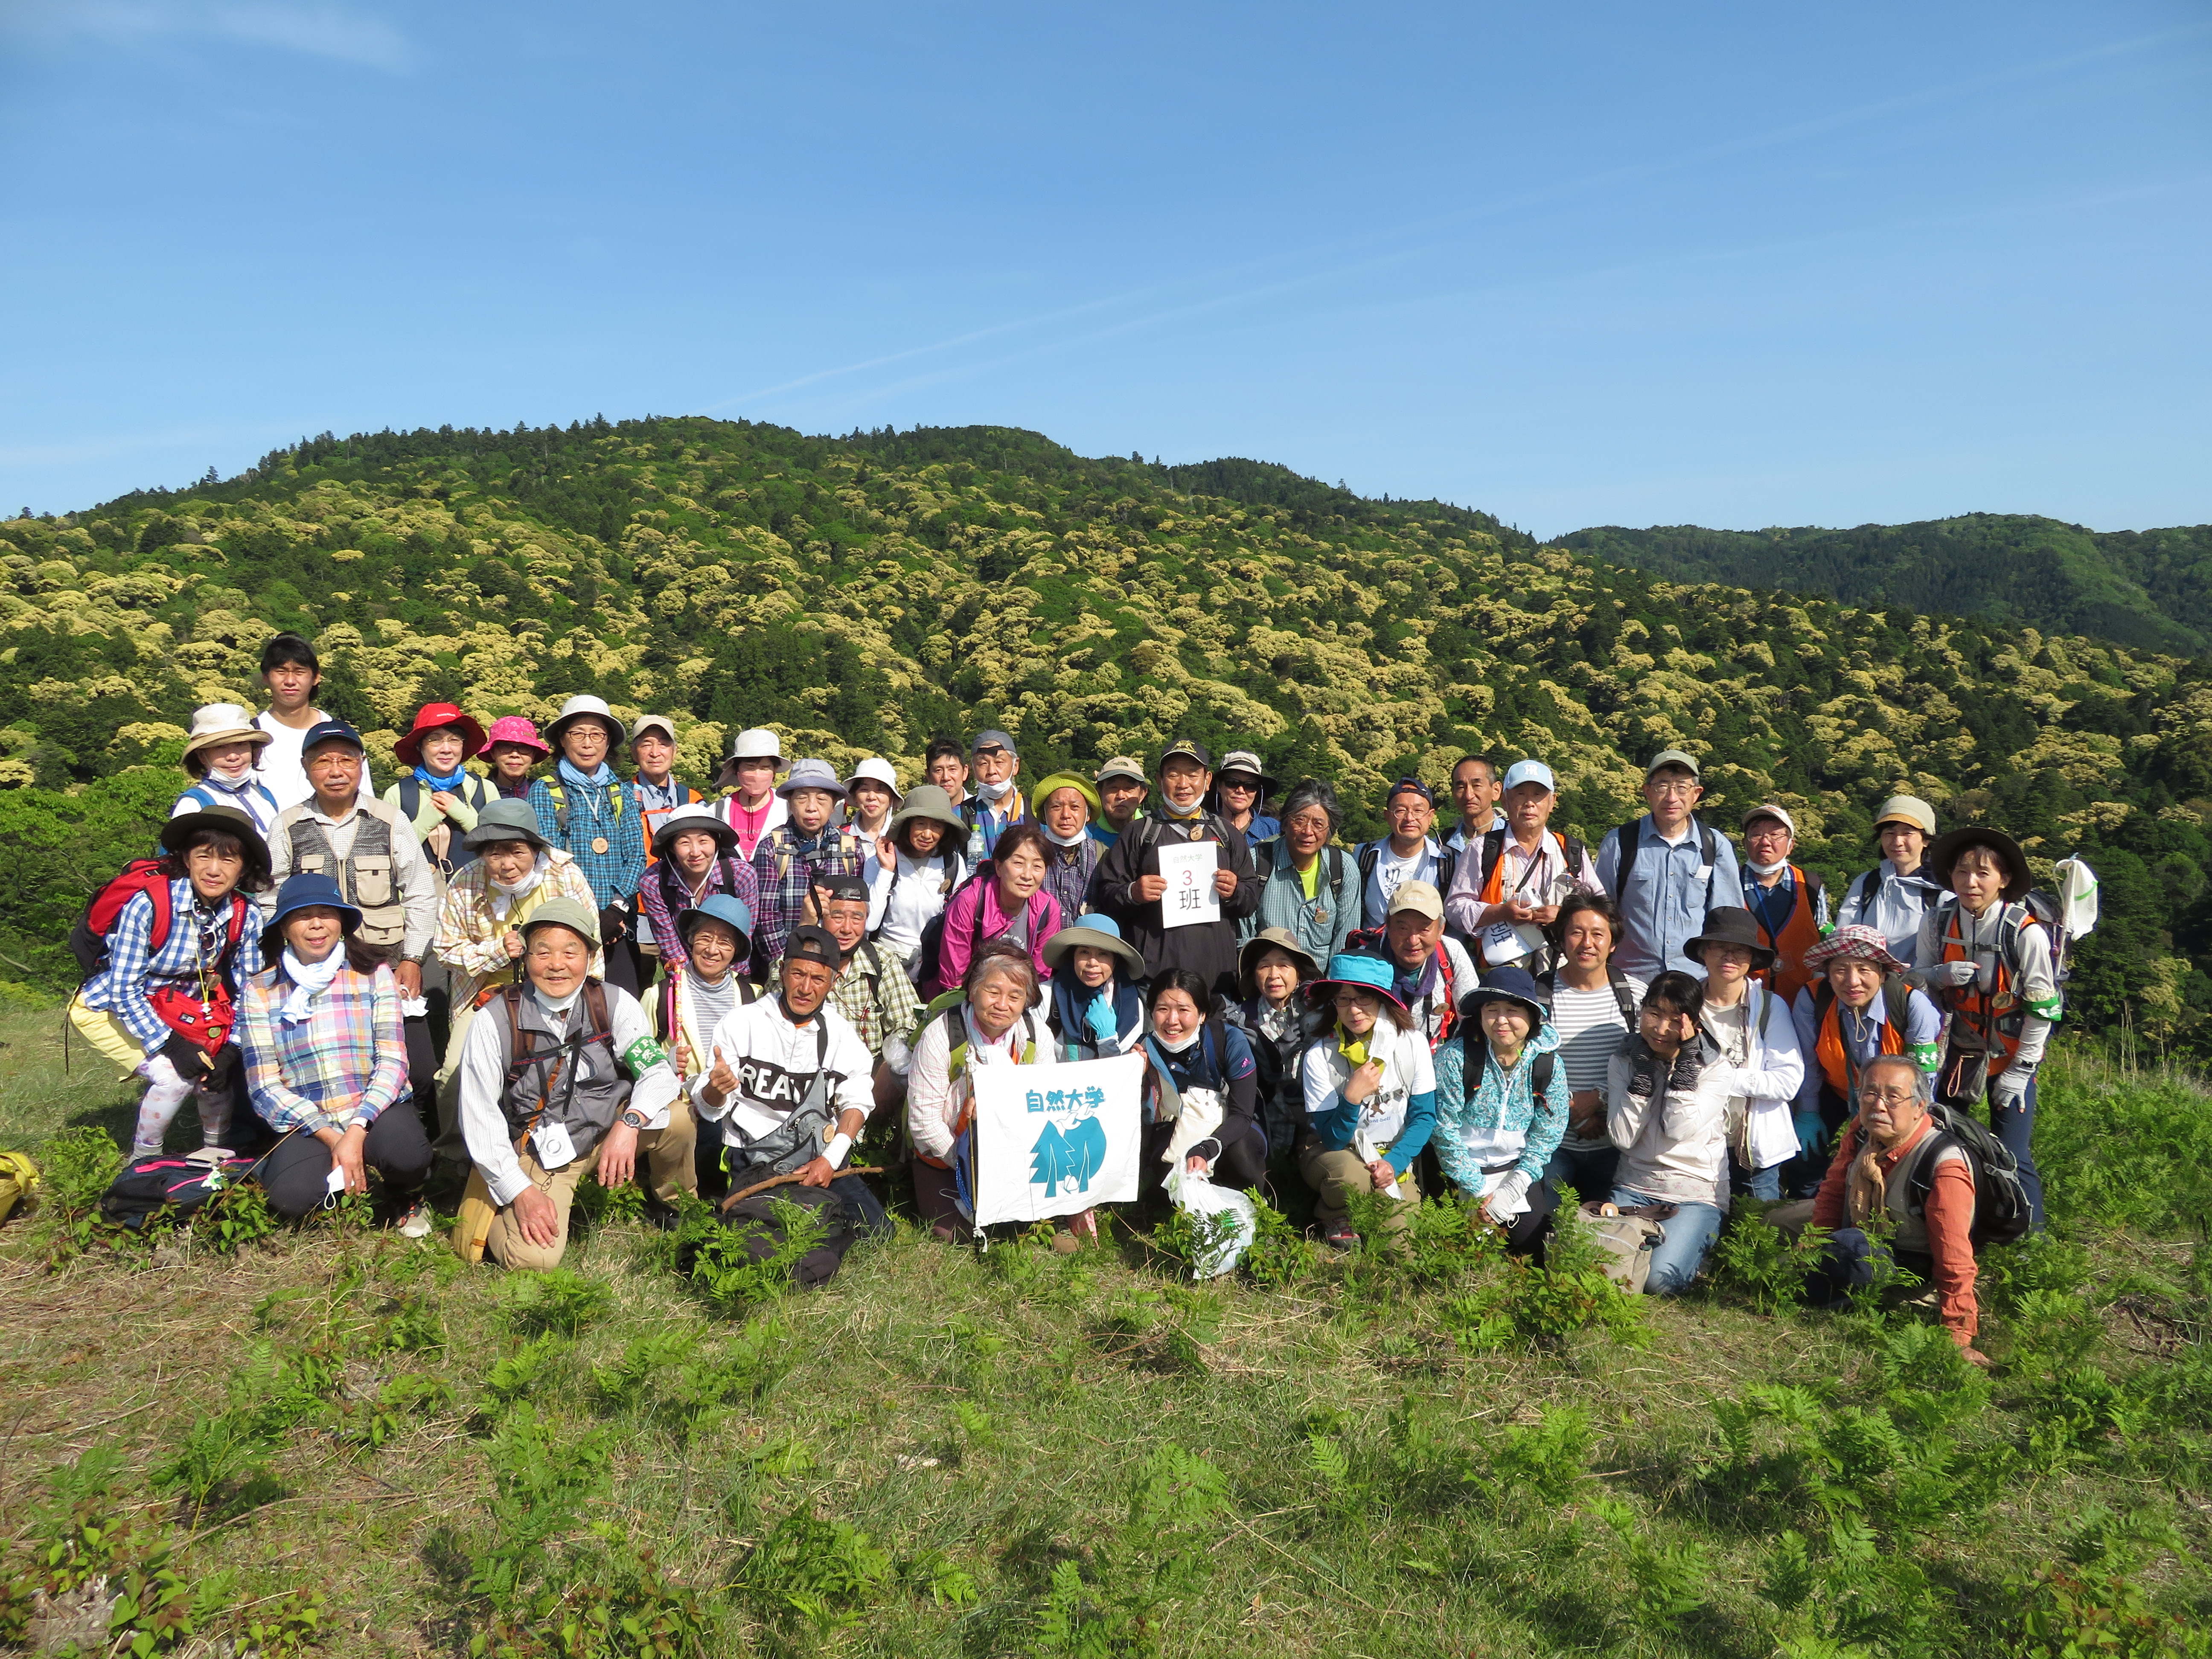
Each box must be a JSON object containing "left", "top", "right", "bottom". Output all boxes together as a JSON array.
[{"left": 64, "top": 633, "right": 2068, "bottom": 1359}]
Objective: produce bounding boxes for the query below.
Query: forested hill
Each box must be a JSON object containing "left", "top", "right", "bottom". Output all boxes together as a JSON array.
[
  {"left": 1563, "top": 515, "right": 2212, "bottom": 658},
  {"left": 1, "top": 415, "right": 2209, "bottom": 1048}
]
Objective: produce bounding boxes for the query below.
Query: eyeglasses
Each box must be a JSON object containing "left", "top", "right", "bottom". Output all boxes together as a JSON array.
[
  {"left": 1648, "top": 780, "right": 1699, "bottom": 798},
  {"left": 1856, "top": 1088, "right": 1919, "bottom": 1108}
]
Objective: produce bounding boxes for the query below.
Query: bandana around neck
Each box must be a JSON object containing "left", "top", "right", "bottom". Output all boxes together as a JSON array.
[
  {"left": 277, "top": 946, "right": 346, "bottom": 1025},
  {"left": 414, "top": 763, "right": 468, "bottom": 792}
]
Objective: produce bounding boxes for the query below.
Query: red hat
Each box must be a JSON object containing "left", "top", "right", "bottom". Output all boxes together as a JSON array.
[{"left": 393, "top": 702, "right": 489, "bottom": 768}]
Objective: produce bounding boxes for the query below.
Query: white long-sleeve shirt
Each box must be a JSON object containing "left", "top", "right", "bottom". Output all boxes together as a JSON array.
[
  {"left": 694, "top": 995, "right": 876, "bottom": 1163},
  {"left": 1698, "top": 981, "right": 1807, "bottom": 1171},
  {"left": 867, "top": 847, "right": 968, "bottom": 976},
  {"left": 457, "top": 982, "right": 679, "bottom": 1207},
  {"left": 905, "top": 1007, "right": 1057, "bottom": 1162},
  {"left": 1607, "top": 1047, "right": 1735, "bottom": 1211}
]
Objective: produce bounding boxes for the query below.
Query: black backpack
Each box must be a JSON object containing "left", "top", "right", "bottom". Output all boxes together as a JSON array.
[
  {"left": 687, "top": 1182, "right": 863, "bottom": 1292},
  {"left": 101, "top": 1153, "right": 261, "bottom": 1230},
  {"left": 1902, "top": 1100, "right": 2033, "bottom": 1249},
  {"left": 1536, "top": 966, "right": 1639, "bottom": 1025},
  {"left": 1460, "top": 1033, "right": 1557, "bottom": 1102},
  {"left": 1354, "top": 841, "right": 1460, "bottom": 919}
]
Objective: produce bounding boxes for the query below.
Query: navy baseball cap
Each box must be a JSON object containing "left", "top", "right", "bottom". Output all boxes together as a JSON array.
[{"left": 300, "top": 718, "right": 364, "bottom": 754}]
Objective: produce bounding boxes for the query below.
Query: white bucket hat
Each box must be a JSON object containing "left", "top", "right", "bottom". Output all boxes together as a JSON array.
[
  {"left": 181, "top": 703, "right": 270, "bottom": 778},
  {"left": 843, "top": 756, "right": 902, "bottom": 799},
  {"left": 544, "top": 693, "right": 621, "bottom": 749},
  {"left": 715, "top": 727, "right": 786, "bottom": 789}
]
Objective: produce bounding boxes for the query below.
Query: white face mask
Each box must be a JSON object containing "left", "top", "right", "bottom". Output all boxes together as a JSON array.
[
  {"left": 978, "top": 777, "right": 1016, "bottom": 803},
  {"left": 1748, "top": 858, "right": 1790, "bottom": 877}
]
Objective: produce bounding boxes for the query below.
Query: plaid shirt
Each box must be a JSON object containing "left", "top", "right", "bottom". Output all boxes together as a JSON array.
[
  {"left": 528, "top": 769, "right": 646, "bottom": 908},
  {"left": 749, "top": 823, "right": 865, "bottom": 969},
  {"left": 81, "top": 879, "right": 263, "bottom": 1054},
  {"left": 1042, "top": 836, "right": 1098, "bottom": 923},
  {"left": 433, "top": 851, "right": 603, "bottom": 1006},
  {"left": 237, "top": 960, "right": 407, "bottom": 1133},
  {"left": 769, "top": 938, "right": 921, "bottom": 1073},
  {"left": 637, "top": 852, "right": 761, "bottom": 971}
]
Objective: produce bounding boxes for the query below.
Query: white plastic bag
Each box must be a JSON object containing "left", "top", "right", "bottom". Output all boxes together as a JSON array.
[{"left": 1164, "top": 1162, "right": 1257, "bottom": 1278}]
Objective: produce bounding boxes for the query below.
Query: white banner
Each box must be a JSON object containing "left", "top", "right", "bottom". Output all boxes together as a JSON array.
[
  {"left": 968, "top": 1051, "right": 1144, "bottom": 1226},
  {"left": 1156, "top": 838, "right": 1220, "bottom": 929}
]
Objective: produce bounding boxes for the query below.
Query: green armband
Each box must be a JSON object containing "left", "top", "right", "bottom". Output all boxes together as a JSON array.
[
  {"left": 622, "top": 1035, "right": 669, "bottom": 1073},
  {"left": 2025, "top": 994, "right": 2064, "bottom": 1022},
  {"left": 1908, "top": 1042, "right": 1941, "bottom": 1072}
]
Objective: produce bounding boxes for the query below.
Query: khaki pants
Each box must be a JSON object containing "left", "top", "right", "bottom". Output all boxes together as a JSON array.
[
  {"left": 1764, "top": 1199, "right": 1817, "bottom": 1238},
  {"left": 483, "top": 1108, "right": 697, "bottom": 1271},
  {"left": 1299, "top": 1142, "right": 1415, "bottom": 1234}
]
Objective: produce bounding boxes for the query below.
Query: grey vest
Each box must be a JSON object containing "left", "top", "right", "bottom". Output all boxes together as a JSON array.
[
  {"left": 285, "top": 807, "right": 405, "bottom": 950},
  {"left": 488, "top": 984, "right": 633, "bottom": 1157}
]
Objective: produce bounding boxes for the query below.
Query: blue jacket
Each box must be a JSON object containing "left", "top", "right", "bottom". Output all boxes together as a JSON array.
[{"left": 1432, "top": 1021, "right": 1569, "bottom": 1190}]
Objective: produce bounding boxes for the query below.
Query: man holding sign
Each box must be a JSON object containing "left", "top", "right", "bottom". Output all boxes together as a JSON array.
[{"left": 1090, "top": 739, "right": 1259, "bottom": 998}]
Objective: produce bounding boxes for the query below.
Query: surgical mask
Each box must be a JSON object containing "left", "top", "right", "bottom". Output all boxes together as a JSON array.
[{"left": 978, "top": 777, "right": 1016, "bottom": 803}]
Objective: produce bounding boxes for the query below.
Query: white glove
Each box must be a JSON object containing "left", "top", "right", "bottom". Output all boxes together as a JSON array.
[
  {"left": 1483, "top": 1168, "right": 1532, "bottom": 1221},
  {"left": 1923, "top": 961, "right": 1980, "bottom": 989},
  {"left": 1990, "top": 1065, "right": 2033, "bottom": 1112}
]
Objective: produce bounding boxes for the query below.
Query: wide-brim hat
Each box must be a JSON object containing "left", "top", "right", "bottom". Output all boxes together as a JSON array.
[
  {"left": 1239, "top": 926, "right": 1321, "bottom": 988},
  {"left": 777, "top": 758, "right": 846, "bottom": 799},
  {"left": 890, "top": 783, "right": 965, "bottom": 834},
  {"left": 844, "top": 757, "right": 902, "bottom": 800},
  {"left": 1802, "top": 924, "right": 1908, "bottom": 978},
  {"left": 520, "top": 896, "right": 601, "bottom": 946},
  {"left": 464, "top": 798, "right": 552, "bottom": 851},
  {"left": 1927, "top": 826, "right": 2032, "bottom": 902},
  {"left": 1302, "top": 951, "right": 1406, "bottom": 1012},
  {"left": 1030, "top": 771, "right": 1101, "bottom": 820},
  {"left": 1683, "top": 905, "right": 1777, "bottom": 970},
  {"left": 714, "top": 728, "right": 786, "bottom": 789},
  {"left": 543, "top": 694, "right": 621, "bottom": 750},
  {"left": 1458, "top": 963, "right": 1551, "bottom": 1027},
  {"left": 483, "top": 716, "right": 550, "bottom": 756},
  {"left": 1042, "top": 914, "right": 1144, "bottom": 975},
  {"left": 180, "top": 703, "right": 270, "bottom": 777},
  {"left": 676, "top": 893, "right": 754, "bottom": 954},
  {"left": 393, "top": 702, "right": 489, "bottom": 768},
  {"left": 261, "top": 871, "right": 362, "bottom": 958},
  {"left": 160, "top": 805, "right": 271, "bottom": 882},
  {"left": 1215, "top": 750, "right": 1279, "bottom": 793},
  {"left": 652, "top": 801, "right": 737, "bottom": 858}
]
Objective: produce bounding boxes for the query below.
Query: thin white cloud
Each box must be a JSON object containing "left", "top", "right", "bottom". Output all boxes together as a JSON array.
[{"left": 0, "top": 0, "right": 409, "bottom": 70}]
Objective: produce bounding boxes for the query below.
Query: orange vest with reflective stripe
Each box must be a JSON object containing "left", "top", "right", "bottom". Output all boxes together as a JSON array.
[
  {"left": 1813, "top": 988, "right": 1906, "bottom": 1100},
  {"left": 1749, "top": 865, "right": 1824, "bottom": 1005},
  {"left": 1937, "top": 902, "right": 2039, "bottom": 1076}
]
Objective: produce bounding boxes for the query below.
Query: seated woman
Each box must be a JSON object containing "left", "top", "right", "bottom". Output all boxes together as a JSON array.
[
  {"left": 1605, "top": 970, "right": 1729, "bottom": 1296},
  {"left": 1537, "top": 894, "right": 1642, "bottom": 1203},
  {"left": 236, "top": 872, "right": 433, "bottom": 1231},
  {"left": 652, "top": 894, "right": 758, "bottom": 1202},
  {"left": 868, "top": 784, "right": 969, "bottom": 979},
  {"left": 1144, "top": 969, "right": 1267, "bottom": 1196},
  {"left": 1786, "top": 924, "right": 1943, "bottom": 1200},
  {"left": 1432, "top": 965, "right": 1569, "bottom": 1255},
  {"left": 1297, "top": 953, "right": 1437, "bottom": 1250},
  {"left": 71, "top": 805, "right": 271, "bottom": 1162},
  {"left": 1224, "top": 928, "right": 1320, "bottom": 1161},
  {"left": 905, "top": 940, "right": 1059, "bottom": 1242},
  {"left": 172, "top": 703, "right": 278, "bottom": 838},
  {"left": 1243, "top": 779, "right": 1359, "bottom": 969},
  {"left": 1043, "top": 914, "right": 1147, "bottom": 1061},
  {"left": 636, "top": 802, "right": 762, "bottom": 977},
  {"left": 933, "top": 821, "right": 1061, "bottom": 993}
]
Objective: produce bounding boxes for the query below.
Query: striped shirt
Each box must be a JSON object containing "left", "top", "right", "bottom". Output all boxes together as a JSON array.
[
  {"left": 1550, "top": 975, "right": 1645, "bottom": 1151},
  {"left": 237, "top": 960, "right": 408, "bottom": 1133},
  {"left": 80, "top": 879, "right": 264, "bottom": 1054}
]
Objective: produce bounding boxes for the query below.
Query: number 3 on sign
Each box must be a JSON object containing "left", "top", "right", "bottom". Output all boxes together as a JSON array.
[{"left": 1156, "top": 840, "right": 1221, "bottom": 929}]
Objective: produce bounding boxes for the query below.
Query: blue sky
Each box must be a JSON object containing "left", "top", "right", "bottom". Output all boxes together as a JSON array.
[{"left": 2, "top": 2, "right": 2206, "bottom": 537}]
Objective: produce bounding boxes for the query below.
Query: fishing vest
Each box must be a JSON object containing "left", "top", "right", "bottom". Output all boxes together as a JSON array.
[
  {"left": 1844, "top": 1118, "right": 1964, "bottom": 1258},
  {"left": 486, "top": 982, "right": 635, "bottom": 1156},
  {"left": 1747, "top": 865, "right": 1825, "bottom": 1005},
  {"left": 282, "top": 804, "right": 406, "bottom": 952}
]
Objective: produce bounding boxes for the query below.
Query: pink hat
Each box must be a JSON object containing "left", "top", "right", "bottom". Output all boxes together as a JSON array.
[{"left": 483, "top": 716, "right": 550, "bottom": 756}]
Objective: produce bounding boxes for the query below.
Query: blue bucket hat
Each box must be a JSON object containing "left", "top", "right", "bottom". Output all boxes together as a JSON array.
[
  {"left": 1303, "top": 951, "right": 1406, "bottom": 1012},
  {"left": 1042, "top": 913, "right": 1144, "bottom": 976},
  {"left": 262, "top": 871, "right": 362, "bottom": 958},
  {"left": 675, "top": 893, "right": 754, "bottom": 953},
  {"left": 1457, "top": 963, "right": 1551, "bottom": 1027}
]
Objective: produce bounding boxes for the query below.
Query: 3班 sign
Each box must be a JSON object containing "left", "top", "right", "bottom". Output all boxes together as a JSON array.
[{"left": 1155, "top": 839, "right": 1220, "bottom": 929}]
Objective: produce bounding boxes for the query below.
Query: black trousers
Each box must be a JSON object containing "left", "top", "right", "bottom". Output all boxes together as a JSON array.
[
  {"left": 598, "top": 906, "right": 640, "bottom": 995},
  {"left": 260, "top": 1108, "right": 434, "bottom": 1219}
]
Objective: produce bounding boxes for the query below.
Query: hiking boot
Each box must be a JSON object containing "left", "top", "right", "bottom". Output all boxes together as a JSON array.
[
  {"left": 1049, "top": 1231, "right": 1083, "bottom": 1255},
  {"left": 394, "top": 1201, "right": 434, "bottom": 1240},
  {"left": 642, "top": 1196, "right": 682, "bottom": 1233}
]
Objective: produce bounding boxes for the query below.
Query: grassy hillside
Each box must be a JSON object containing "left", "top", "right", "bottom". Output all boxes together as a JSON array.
[
  {"left": 3, "top": 417, "right": 2211, "bottom": 1050},
  {"left": 1562, "top": 515, "right": 2212, "bottom": 659}
]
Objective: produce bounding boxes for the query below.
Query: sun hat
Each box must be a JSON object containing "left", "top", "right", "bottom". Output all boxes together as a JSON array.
[
  {"left": 1742, "top": 803, "right": 1796, "bottom": 836},
  {"left": 1095, "top": 756, "right": 1148, "bottom": 788},
  {"left": 714, "top": 727, "right": 786, "bottom": 789},
  {"left": 1683, "top": 906, "right": 1777, "bottom": 970},
  {"left": 629, "top": 713, "right": 678, "bottom": 748},
  {"left": 1215, "top": 750, "right": 1279, "bottom": 794},
  {"left": 161, "top": 803, "right": 271, "bottom": 881},
  {"left": 1159, "top": 738, "right": 1212, "bottom": 770},
  {"left": 1926, "top": 825, "right": 2032, "bottom": 901},
  {"left": 1386, "top": 879, "right": 1445, "bottom": 923},
  {"left": 675, "top": 893, "right": 754, "bottom": 954},
  {"left": 1873, "top": 795, "right": 1937, "bottom": 837},
  {"left": 464, "top": 798, "right": 553, "bottom": 851},
  {"left": 1457, "top": 963, "right": 1550, "bottom": 1027},
  {"left": 393, "top": 702, "right": 489, "bottom": 768},
  {"left": 1303, "top": 951, "right": 1407, "bottom": 1012},
  {"left": 651, "top": 800, "right": 737, "bottom": 859},
  {"left": 483, "top": 716, "right": 550, "bottom": 756},
  {"left": 542, "top": 694, "right": 621, "bottom": 750},
  {"left": 1238, "top": 926, "right": 1321, "bottom": 989},
  {"left": 180, "top": 703, "right": 270, "bottom": 778},
  {"left": 971, "top": 728, "right": 1018, "bottom": 758},
  {"left": 1030, "top": 771, "right": 1101, "bottom": 819},
  {"left": 300, "top": 718, "right": 364, "bottom": 756},
  {"left": 777, "top": 758, "right": 847, "bottom": 799},
  {"left": 1802, "top": 924, "right": 1907, "bottom": 978},
  {"left": 844, "top": 757, "right": 902, "bottom": 800},
  {"left": 1501, "top": 759, "right": 1555, "bottom": 793},
  {"left": 260, "top": 871, "right": 362, "bottom": 958},
  {"left": 1042, "top": 913, "right": 1145, "bottom": 976},
  {"left": 889, "top": 783, "right": 965, "bottom": 834},
  {"left": 519, "top": 895, "right": 600, "bottom": 946}
]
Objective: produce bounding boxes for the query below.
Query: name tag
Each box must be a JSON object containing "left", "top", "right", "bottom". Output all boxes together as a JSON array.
[
  {"left": 1482, "top": 919, "right": 1534, "bottom": 963},
  {"left": 533, "top": 1120, "right": 577, "bottom": 1170}
]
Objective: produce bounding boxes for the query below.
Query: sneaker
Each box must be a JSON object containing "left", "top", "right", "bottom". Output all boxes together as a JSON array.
[
  {"left": 395, "top": 1202, "right": 434, "bottom": 1240},
  {"left": 1324, "top": 1225, "right": 1357, "bottom": 1252},
  {"left": 185, "top": 1145, "right": 235, "bottom": 1166}
]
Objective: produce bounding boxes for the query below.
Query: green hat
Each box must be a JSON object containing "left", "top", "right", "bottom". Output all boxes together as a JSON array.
[
  {"left": 519, "top": 896, "right": 601, "bottom": 946},
  {"left": 1029, "top": 771, "right": 1100, "bottom": 819}
]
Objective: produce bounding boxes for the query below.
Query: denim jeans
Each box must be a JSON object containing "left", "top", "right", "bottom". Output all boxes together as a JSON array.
[
  {"left": 1729, "top": 1151, "right": 1783, "bottom": 1202},
  {"left": 1545, "top": 1143, "right": 1619, "bottom": 1208},
  {"left": 1609, "top": 1185, "right": 1722, "bottom": 1296}
]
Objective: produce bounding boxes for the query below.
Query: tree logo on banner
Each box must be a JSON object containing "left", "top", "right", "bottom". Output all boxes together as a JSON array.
[{"left": 1028, "top": 1116, "right": 1108, "bottom": 1196}]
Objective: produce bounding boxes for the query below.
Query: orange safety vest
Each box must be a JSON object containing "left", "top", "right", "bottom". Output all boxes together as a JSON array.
[
  {"left": 1937, "top": 901, "right": 2040, "bottom": 1077},
  {"left": 1748, "top": 865, "right": 1824, "bottom": 1005},
  {"left": 1812, "top": 983, "right": 1906, "bottom": 1101},
  {"left": 636, "top": 783, "right": 706, "bottom": 867}
]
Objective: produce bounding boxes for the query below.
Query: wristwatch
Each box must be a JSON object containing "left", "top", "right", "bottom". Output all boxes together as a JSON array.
[{"left": 620, "top": 1109, "right": 649, "bottom": 1129}]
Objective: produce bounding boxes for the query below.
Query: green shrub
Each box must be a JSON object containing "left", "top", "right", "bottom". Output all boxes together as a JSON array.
[
  {"left": 498, "top": 1267, "right": 615, "bottom": 1336},
  {"left": 1713, "top": 1207, "right": 1831, "bottom": 1313}
]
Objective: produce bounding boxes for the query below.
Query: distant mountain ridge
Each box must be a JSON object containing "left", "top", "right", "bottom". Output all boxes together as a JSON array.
[{"left": 1560, "top": 514, "right": 2212, "bottom": 658}]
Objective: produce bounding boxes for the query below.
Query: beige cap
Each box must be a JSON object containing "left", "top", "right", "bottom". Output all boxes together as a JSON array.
[
  {"left": 1742, "top": 803, "right": 1796, "bottom": 836},
  {"left": 1387, "top": 879, "right": 1444, "bottom": 922},
  {"left": 1095, "top": 756, "right": 1148, "bottom": 786},
  {"left": 1873, "top": 795, "right": 1936, "bottom": 836},
  {"left": 629, "top": 713, "right": 677, "bottom": 746}
]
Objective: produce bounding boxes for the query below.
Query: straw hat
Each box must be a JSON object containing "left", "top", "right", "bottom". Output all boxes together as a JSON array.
[{"left": 180, "top": 704, "right": 270, "bottom": 779}]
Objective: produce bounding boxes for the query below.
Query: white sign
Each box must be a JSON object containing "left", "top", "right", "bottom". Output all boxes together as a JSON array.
[
  {"left": 1156, "top": 838, "right": 1221, "bottom": 929},
  {"left": 966, "top": 1051, "right": 1144, "bottom": 1226}
]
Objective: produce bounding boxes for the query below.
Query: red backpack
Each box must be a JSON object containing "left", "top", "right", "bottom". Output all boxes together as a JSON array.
[{"left": 68, "top": 861, "right": 248, "bottom": 1056}]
